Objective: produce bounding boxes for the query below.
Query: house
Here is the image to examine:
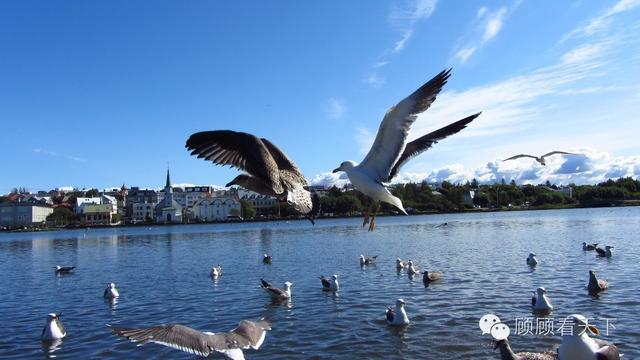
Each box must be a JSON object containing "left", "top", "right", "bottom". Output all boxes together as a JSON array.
[
  {"left": 131, "top": 202, "right": 155, "bottom": 223},
  {"left": 0, "top": 203, "right": 53, "bottom": 228},
  {"left": 190, "top": 197, "right": 241, "bottom": 222},
  {"left": 81, "top": 204, "right": 112, "bottom": 226},
  {"left": 155, "top": 168, "right": 183, "bottom": 223},
  {"left": 125, "top": 187, "right": 158, "bottom": 219},
  {"left": 75, "top": 197, "right": 101, "bottom": 214}
]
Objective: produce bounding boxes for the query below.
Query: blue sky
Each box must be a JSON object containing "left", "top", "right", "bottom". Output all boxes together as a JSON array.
[{"left": 1, "top": 0, "right": 639, "bottom": 193}]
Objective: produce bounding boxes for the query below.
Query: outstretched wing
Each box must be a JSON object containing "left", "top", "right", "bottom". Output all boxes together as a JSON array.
[
  {"left": 358, "top": 69, "right": 451, "bottom": 182},
  {"left": 230, "top": 319, "right": 271, "bottom": 350},
  {"left": 386, "top": 112, "right": 480, "bottom": 181},
  {"left": 185, "top": 130, "right": 283, "bottom": 194},
  {"left": 109, "top": 324, "right": 213, "bottom": 357},
  {"left": 260, "top": 138, "right": 307, "bottom": 187},
  {"left": 502, "top": 154, "right": 538, "bottom": 161},
  {"left": 541, "top": 151, "right": 575, "bottom": 158}
]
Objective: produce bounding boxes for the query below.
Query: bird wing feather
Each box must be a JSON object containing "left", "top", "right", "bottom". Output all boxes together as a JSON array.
[
  {"left": 503, "top": 154, "right": 538, "bottom": 161},
  {"left": 541, "top": 151, "right": 574, "bottom": 158},
  {"left": 358, "top": 69, "right": 451, "bottom": 182}
]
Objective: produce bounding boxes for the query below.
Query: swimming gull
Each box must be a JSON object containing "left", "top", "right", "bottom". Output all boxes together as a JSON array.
[
  {"left": 396, "top": 258, "right": 409, "bottom": 271},
  {"left": 595, "top": 245, "right": 613, "bottom": 258},
  {"left": 359, "top": 255, "right": 377, "bottom": 266},
  {"left": 587, "top": 270, "right": 608, "bottom": 293},
  {"left": 104, "top": 283, "right": 120, "bottom": 299},
  {"left": 422, "top": 270, "right": 444, "bottom": 284},
  {"left": 260, "top": 279, "right": 292, "bottom": 301},
  {"left": 55, "top": 265, "right": 75, "bottom": 274},
  {"left": 110, "top": 318, "right": 272, "bottom": 360},
  {"left": 582, "top": 242, "right": 598, "bottom": 251},
  {"left": 386, "top": 299, "right": 410, "bottom": 326},
  {"left": 407, "top": 260, "right": 420, "bottom": 276},
  {"left": 494, "top": 338, "right": 555, "bottom": 360},
  {"left": 42, "top": 313, "right": 66, "bottom": 341},
  {"left": 531, "top": 287, "right": 553, "bottom": 312},
  {"left": 526, "top": 253, "right": 538, "bottom": 266},
  {"left": 502, "top": 151, "right": 575, "bottom": 166},
  {"left": 186, "top": 130, "right": 320, "bottom": 224},
  {"left": 332, "top": 69, "right": 481, "bottom": 231},
  {"left": 320, "top": 274, "right": 339, "bottom": 292},
  {"left": 557, "top": 314, "right": 620, "bottom": 360},
  {"left": 210, "top": 264, "right": 222, "bottom": 278},
  {"left": 263, "top": 254, "right": 272, "bottom": 264}
]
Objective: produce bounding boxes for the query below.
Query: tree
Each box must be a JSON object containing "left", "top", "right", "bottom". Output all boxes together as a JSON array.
[
  {"left": 240, "top": 200, "right": 256, "bottom": 219},
  {"left": 86, "top": 188, "right": 100, "bottom": 198},
  {"left": 473, "top": 192, "right": 490, "bottom": 208},
  {"left": 47, "top": 207, "right": 78, "bottom": 226},
  {"left": 334, "top": 195, "right": 362, "bottom": 214}
]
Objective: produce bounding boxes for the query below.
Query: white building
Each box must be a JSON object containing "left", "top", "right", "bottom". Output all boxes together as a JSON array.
[
  {"left": 75, "top": 195, "right": 117, "bottom": 215},
  {"left": 0, "top": 204, "right": 53, "bottom": 227},
  {"left": 190, "top": 197, "right": 241, "bottom": 222},
  {"left": 155, "top": 169, "right": 183, "bottom": 223},
  {"left": 132, "top": 202, "right": 156, "bottom": 223}
]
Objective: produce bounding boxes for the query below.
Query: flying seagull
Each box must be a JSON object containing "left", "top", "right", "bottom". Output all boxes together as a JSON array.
[
  {"left": 260, "top": 279, "right": 292, "bottom": 301},
  {"left": 502, "top": 151, "right": 575, "bottom": 166},
  {"left": 186, "top": 130, "right": 320, "bottom": 224},
  {"left": 332, "top": 69, "right": 481, "bottom": 231},
  {"left": 109, "top": 318, "right": 272, "bottom": 360},
  {"left": 42, "top": 313, "right": 66, "bottom": 341},
  {"left": 557, "top": 314, "right": 620, "bottom": 360},
  {"left": 494, "top": 338, "right": 555, "bottom": 360}
]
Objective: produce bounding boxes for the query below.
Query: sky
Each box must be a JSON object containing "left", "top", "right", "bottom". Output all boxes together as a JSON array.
[{"left": 1, "top": 0, "right": 639, "bottom": 193}]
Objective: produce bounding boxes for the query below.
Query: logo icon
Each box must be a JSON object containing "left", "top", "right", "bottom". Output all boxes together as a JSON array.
[{"left": 479, "top": 314, "right": 511, "bottom": 340}]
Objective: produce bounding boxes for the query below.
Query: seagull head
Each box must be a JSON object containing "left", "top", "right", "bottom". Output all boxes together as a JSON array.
[
  {"left": 528, "top": 252, "right": 536, "bottom": 258},
  {"left": 55, "top": 266, "right": 61, "bottom": 270},
  {"left": 107, "top": 282, "right": 116, "bottom": 289},
  {"left": 566, "top": 314, "right": 599, "bottom": 336},
  {"left": 536, "top": 287, "right": 547, "bottom": 294},
  {"left": 332, "top": 274, "right": 338, "bottom": 280},
  {"left": 47, "top": 313, "right": 58, "bottom": 320},
  {"left": 226, "top": 174, "right": 251, "bottom": 188},
  {"left": 605, "top": 245, "right": 614, "bottom": 250},
  {"left": 396, "top": 299, "right": 406, "bottom": 308},
  {"left": 284, "top": 281, "right": 293, "bottom": 289},
  {"left": 332, "top": 161, "right": 356, "bottom": 173}
]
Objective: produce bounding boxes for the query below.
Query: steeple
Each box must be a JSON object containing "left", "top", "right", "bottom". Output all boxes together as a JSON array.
[{"left": 165, "top": 168, "right": 171, "bottom": 189}]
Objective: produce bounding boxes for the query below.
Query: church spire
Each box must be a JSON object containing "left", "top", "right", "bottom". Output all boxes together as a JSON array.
[{"left": 165, "top": 167, "right": 171, "bottom": 189}]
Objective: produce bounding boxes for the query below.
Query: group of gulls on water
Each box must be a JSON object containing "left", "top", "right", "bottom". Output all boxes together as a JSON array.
[
  {"left": 503, "top": 242, "right": 620, "bottom": 359},
  {"left": 42, "top": 69, "right": 604, "bottom": 359}
]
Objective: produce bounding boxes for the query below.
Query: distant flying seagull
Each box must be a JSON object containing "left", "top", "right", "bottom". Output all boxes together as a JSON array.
[
  {"left": 260, "top": 279, "right": 292, "bottom": 301},
  {"left": 55, "top": 265, "right": 75, "bottom": 274},
  {"left": 386, "top": 299, "right": 410, "bottom": 326},
  {"left": 320, "top": 274, "right": 339, "bottom": 292},
  {"left": 42, "top": 313, "right": 66, "bottom": 341},
  {"left": 110, "top": 318, "right": 271, "bottom": 359},
  {"left": 494, "top": 338, "right": 555, "bottom": 360},
  {"left": 557, "top": 314, "right": 620, "bottom": 360},
  {"left": 104, "top": 283, "right": 120, "bottom": 299},
  {"left": 186, "top": 130, "right": 320, "bottom": 224},
  {"left": 332, "top": 69, "right": 481, "bottom": 231},
  {"left": 502, "top": 151, "right": 575, "bottom": 166}
]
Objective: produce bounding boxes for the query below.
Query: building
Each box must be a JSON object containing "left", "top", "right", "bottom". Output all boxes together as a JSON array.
[
  {"left": 183, "top": 186, "right": 215, "bottom": 207},
  {"left": 553, "top": 186, "right": 573, "bottom": 198},
  {"left": 81, "top": 204, "right": 113, "bottom": 225},
  {"left": 75, "top": 195, "right": 118, "bottom": 215},
  {"left": 131, "top": 202, "right": 155, "bottom": 223},
  {"left": 125, "top": 187, "right": 158, "bottom": 219},
  {"left": 463, "top": 190, "right": 475, "bottom": 206},
  {"left": 238, "top": 190, "right": 277, "bottom": 215},
  {"left": 155, "top": 168, "right": 183, "bottom": 223},
  {"left": 0, "top": 203, "right": 53, "bottom": 228},
  {"left": 190, "top": 197, "right": 241, "bottom": 222}
]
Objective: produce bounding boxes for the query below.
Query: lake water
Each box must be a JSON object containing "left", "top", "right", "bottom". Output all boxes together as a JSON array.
[{"left": 0, "top": 207, "right": 638, "bottom": 359}]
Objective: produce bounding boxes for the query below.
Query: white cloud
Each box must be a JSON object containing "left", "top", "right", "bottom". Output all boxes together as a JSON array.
[
  {"left": 355, "top": 127, "right": 375, "bottom": 156},
  {"left": 325, "top": 98, "right": 346, "bottom": 120},
  {"left": 561, "top": 0, "right": 640, "bottom": 41},
  {"left": 364, "top": 73, "right": 385, "bottom": 88},
  {"left": 393, "top": 29, "right": 414, "bottom": 53},
  {"left": 454, "top": 6, "right": 510, "bottom": 63},
  {"left": 33, "top": 148, "right": 86, "bottom": 163},
  {"left": 561, "top": 42, "right": 609, "bottom": 64}
]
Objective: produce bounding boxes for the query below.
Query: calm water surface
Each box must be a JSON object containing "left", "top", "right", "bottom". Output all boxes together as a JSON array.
[{"left": 0, "top": 207, "right": 638, "bottom": 359}]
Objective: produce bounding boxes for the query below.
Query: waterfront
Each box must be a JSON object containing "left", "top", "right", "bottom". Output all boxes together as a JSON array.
[{"left": 0, "top": 207, "right": 638, "bottom": 359}]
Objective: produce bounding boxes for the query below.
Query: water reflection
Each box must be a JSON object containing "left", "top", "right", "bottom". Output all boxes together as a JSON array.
[{"left": 41, "top": 339, "right": 63, "bottom": 358}]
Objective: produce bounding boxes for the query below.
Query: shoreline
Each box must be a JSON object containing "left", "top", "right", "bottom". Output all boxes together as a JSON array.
[{"left": 3, "top": 201, "right": 638, "bottom": 234}]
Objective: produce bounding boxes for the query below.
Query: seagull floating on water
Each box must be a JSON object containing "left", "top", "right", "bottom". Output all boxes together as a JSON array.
[
  {"left": 210, "top": 264, "right": 222, "bottom": 278},
  {"left": 104, "top": 283, "right": 119, "bottom": 299},
  {"left": 186, "top": 130, "right": 320, "bottom": 224},
  {"left": 386, "top": 299, "right": 410, "bottom": 326},
  {"left": 407, "top": 260, "right": 420, "bottom": 276},
  {"left": 359, "top": 255, "right": 377, "bottom": 266},
  {"left": 587, "top": 270, "right": 608, "bottom": 294},
  {"left": 396, "top": 258, "right": 409, "bottom": 271},
  {"left": 320, "top": 274, "right": 339, "bottom": 292},
  {"left": 332, "top": 69, "right": 480, "bottom": 231},
  {"left": 262, "top": 254, "right": 272, "bottom": 264},
  {"left": 531, "top": 287, "right": 553, "bottom": 312},
  {"left": 526, "top": 253, "right": 538, "bottom": 266},
  {"left": 110, "top": 318, "right": 272, "bottom": 359},
  {"left": 494, "top": 338, "right": 555, "bottom": 360},
  {"left": 595, "top": 245, "right": 613, "bottom": 258},
  {"left": 502, "top": 151, "right": 575, "bottom": 166},
  {"left": 42, "top": 313, "right": 66, "bottom": 341},
  {"left": 260, "top": 279, "right": 292, "bottom": 301},
  {"left": 55, "top": 265, "right": 75, "bottom": 274},
  {"left": 422, "top": 270, "right": 443, "bottom": 284},
  {"left": 583, "top": 242, "right": 598, "bottom": 251},
  {"left": 557, "top": 314, "right": 620, "bottom": 360}
]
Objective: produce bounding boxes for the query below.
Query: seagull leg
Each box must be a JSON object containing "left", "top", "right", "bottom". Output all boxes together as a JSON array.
[
  {"left": 368, "top": 202, "right": 381, "bottom": 232},
  {"left": 362, "top": 202, "right": 372, "bottom": 227}
]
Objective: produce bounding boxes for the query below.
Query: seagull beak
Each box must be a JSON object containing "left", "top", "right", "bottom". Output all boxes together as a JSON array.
[
  {"left": 225, "top": 181, "right": 234, "bottom": 187},
  {"left": 588, "top": 325, "right": 599, "bottom": 335},
  {"left": 332, "top": 167, "right": 340, "bottom": 173}
]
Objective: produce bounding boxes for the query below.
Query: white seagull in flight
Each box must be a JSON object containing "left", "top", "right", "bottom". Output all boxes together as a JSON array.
[
  {"left": 332, "top": 69, "right": 481, "bottom": 231},
  {"left": 502, "top": 151, "right": 575, "bottom": 166}
]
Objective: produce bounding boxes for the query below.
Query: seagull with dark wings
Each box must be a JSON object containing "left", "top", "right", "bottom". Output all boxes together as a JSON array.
[
  {"left": 502, "top": 151, "right": 575, "bottom": 166},
  {"left": 109, "top": 318, "right": 271, "bottom": 360},
  {"left": 186, "top": 131, "right": 319, "bottom": 224},
  {"left": 332, "top": 69, "right": 481, "bottom": 231}
]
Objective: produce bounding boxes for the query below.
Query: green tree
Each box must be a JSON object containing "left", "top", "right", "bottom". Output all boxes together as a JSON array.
[
  {"left": 86, "top": 188, "right": 100, "bottom": 198},
  {"left": 240, "top": 200, "right": 256, "bottom": 219},
  {"left": 47, "top": 207, "right": 78, "bottom": 226}
]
